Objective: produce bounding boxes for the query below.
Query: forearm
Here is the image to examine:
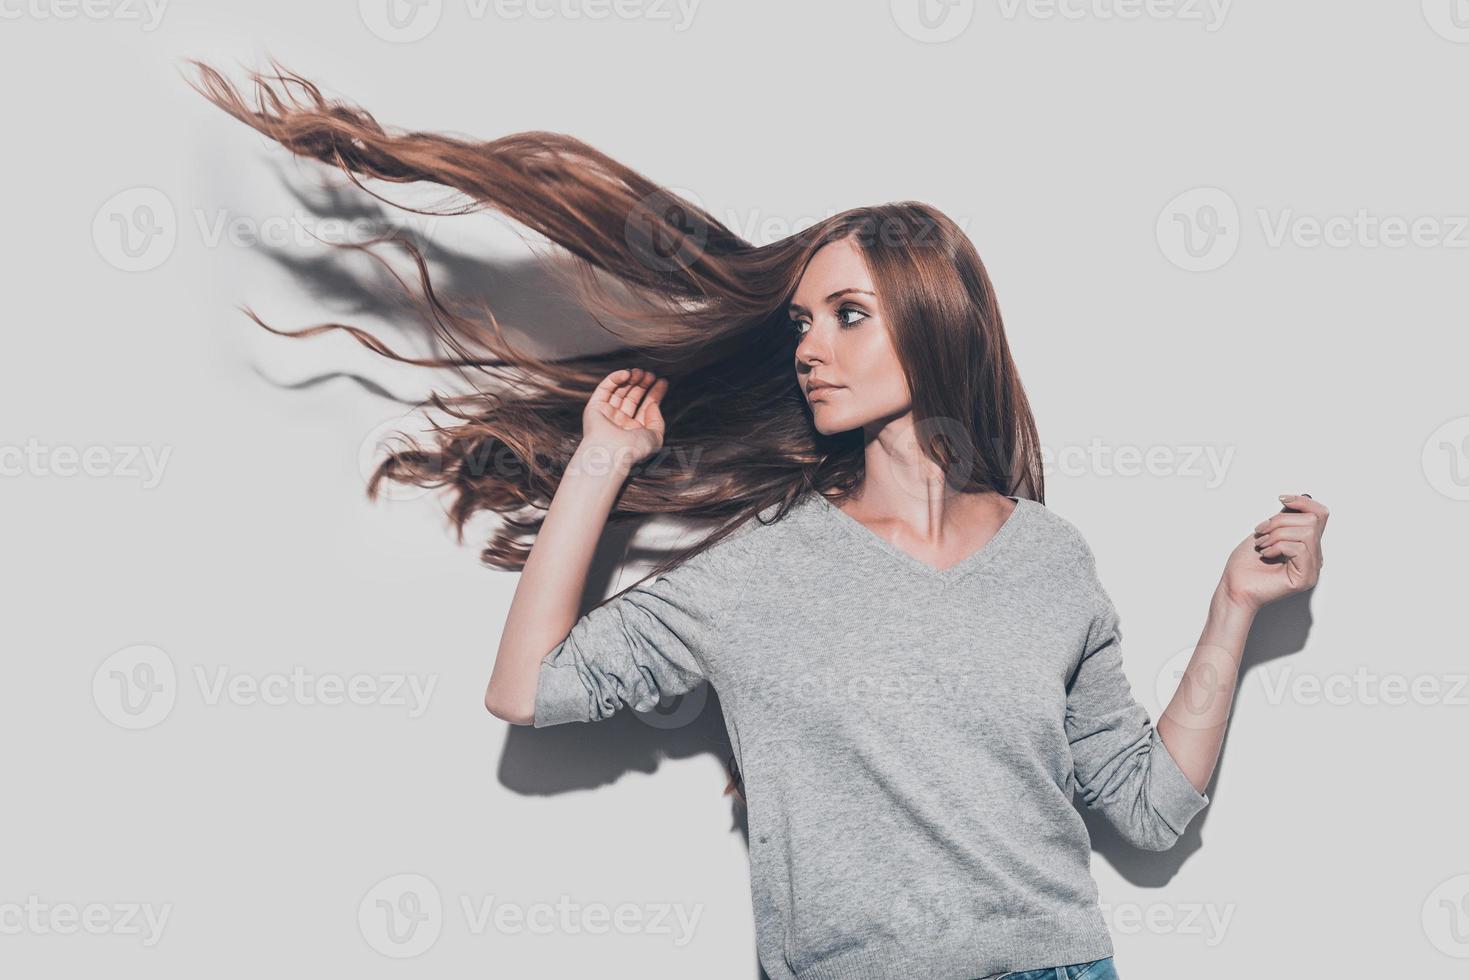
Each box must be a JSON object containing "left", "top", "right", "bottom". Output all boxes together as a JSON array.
[
  {"left": 484, "top": 442, "right": 634, "bottom": 722},
  {"left": 1156, "top": 581, "right": 1256, "bottom": 794}
]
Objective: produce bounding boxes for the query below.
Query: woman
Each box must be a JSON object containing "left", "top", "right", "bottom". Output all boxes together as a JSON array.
[{"left": 189, "top": 61, "right": 1327, "bottom": 980}]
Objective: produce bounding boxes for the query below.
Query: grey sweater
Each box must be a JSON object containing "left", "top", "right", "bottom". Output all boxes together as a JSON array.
[{"left": 533, "top": 491, "right": 1210, "bottom": 979}]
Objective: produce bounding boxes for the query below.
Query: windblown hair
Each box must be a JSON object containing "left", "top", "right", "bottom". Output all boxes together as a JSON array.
[{"left": 184, "top": 61, "right": 1046, "bottom": 798}]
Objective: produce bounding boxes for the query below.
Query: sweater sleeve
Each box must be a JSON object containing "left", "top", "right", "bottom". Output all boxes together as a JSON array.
[
  {"left": 1064, "top": 552, "right": 1211, "bottom": 851},
  {"left": 532, "top": 523, "right": 749, "bottom": 728}
]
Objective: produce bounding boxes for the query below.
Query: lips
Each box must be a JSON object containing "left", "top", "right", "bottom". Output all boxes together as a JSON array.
[{"left": 807, "top": 380, "right": 842, "bottom": 397}]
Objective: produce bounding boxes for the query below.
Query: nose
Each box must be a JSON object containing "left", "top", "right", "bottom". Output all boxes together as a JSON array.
[{"left": 794, "top": 325, "right": 828, "bottom": 370}]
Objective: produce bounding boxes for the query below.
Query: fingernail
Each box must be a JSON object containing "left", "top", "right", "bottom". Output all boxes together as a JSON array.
[{"left": 1279, "top": 494, "right": 1296, "bottom": 502}]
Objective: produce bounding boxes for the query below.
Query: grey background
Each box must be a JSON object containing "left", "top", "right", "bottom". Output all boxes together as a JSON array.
[{"left": 3, "top": 0, "right": 1467, "bottom": 976}]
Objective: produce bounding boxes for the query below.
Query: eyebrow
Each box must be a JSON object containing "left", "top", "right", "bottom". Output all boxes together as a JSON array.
[{"left": 787, "top": 288, "right": 875, "bottom": 316}]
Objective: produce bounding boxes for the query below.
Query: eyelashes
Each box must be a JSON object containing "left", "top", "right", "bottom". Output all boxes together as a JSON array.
[{"left": 789, "top": 305, "right": 869, "bottom": 338}]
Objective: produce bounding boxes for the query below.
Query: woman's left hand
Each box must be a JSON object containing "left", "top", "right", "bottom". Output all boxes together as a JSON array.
[{"left": 1220, "top": 493, "right": 1329, "bottom": 612}]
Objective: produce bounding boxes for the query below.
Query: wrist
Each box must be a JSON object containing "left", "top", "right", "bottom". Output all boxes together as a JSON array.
[
  {"left": 569, "top": 441, "right": 637, "bottom": 482},
  {"left": 1212, "top": 580, "right": 1259, "bottom": 620}
]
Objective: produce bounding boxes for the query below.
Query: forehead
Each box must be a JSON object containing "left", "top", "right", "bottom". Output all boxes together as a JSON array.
[{"left": 791, "top": 239, "right": 872, "bottom": 303}]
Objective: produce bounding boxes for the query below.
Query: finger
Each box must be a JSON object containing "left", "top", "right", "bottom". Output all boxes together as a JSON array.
[
  {"left": 593, "top": 368, "right": 633, "bottom": 405},
  {"left": 635, "top": 377, "right": 669, "bottom": 427},
  {"left": 617, "top": 370, "right": 652, "bottom": 419},
  {"left": 1254, "top": 513, "right": 1317, "bottom": 536},
  {"left": 608, "top": 368, "right": 646, "bottom": 413},
  {"left": 1256, "top": 526, "right": 1313, "bottom": 550},
  {"left": 1278, "top": 493, "right": 1329, "bottom": 522},
  {"left": 1258, "top": 539, "right": 1306, "bottom": 560}
]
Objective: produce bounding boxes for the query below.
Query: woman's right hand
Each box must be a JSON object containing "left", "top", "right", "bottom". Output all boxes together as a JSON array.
[{"left": 578, "top": 367, "right": 670, "bottom": 472}]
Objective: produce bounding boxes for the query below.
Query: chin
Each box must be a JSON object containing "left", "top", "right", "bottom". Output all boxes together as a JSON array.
[{"left": 809, "top": 409, "right": 857, "bottom": 436}]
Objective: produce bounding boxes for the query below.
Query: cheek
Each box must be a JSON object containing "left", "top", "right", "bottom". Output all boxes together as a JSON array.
[{"left": 851, "top": 328, "right": 908, "bottom": 402}]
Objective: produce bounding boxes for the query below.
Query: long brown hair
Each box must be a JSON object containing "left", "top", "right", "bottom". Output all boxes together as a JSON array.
[{"left": 184, "top": 61, "right": 1045, "bottom": 750}]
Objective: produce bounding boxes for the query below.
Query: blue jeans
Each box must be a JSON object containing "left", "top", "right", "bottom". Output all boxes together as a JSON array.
[{"left": 995, "top": 955, "right": 1118, "bottom": 980}]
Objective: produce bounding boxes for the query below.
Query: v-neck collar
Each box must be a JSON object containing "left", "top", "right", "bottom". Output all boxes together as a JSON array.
[{"left": 807, "top": 491, "right": 1032, "bottom": 585}]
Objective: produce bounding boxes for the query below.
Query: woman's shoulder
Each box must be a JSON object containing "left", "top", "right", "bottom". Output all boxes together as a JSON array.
[{"left": 1012, "top": 496, "right": 1100, "bottom": 569}]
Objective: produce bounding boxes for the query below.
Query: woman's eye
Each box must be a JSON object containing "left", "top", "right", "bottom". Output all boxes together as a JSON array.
[{"left": 788, "top": 307, "right": 865, "bottom": 337}]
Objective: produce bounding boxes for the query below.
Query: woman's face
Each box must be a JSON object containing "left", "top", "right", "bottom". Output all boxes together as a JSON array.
[{"left": 789, "top": 237, "right": 911, "bottom": 436}]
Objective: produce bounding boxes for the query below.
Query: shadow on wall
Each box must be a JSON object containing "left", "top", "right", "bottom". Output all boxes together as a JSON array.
[
  {"left": 242, "top": 166, "right": 759, "bottom": 961},
  {"left": 1083, "top": 589, "right": 1316, "bottom": 887},
  {"left": 245, "top": 156, "right": 649, "bottom": 387}
]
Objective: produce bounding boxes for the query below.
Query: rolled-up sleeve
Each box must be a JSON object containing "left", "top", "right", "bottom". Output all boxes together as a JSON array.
[
  {"left": 1064, "top": 567, "right": 1210, "bottom": 851},
  {"left": 532, "top": 525, "right": 748, "bottom": 728}
]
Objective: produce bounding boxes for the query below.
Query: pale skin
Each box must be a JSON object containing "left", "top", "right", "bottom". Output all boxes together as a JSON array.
[{"left": 486, "top": 237, "right": 1329, "bottom": 806}]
